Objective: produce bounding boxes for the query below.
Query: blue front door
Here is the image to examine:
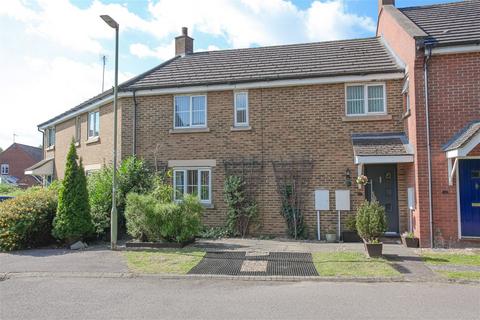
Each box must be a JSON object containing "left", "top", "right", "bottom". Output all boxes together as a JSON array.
[{"left": 459, "top": 159, "right": 480, "bottom": 237}]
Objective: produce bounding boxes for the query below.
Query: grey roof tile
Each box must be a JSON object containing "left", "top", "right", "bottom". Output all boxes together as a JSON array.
[
  {"left": 352, "top": 133, "right": 412, "bottom": 156},
  {"left": 400, "top": 1, "right": 480, "bottom": 46},
  {"left": 442, "top": 120, "right": 480, "bottom": 151}
]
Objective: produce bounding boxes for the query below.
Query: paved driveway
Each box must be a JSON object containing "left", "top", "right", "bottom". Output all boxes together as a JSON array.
[{"left": 0, "top": 244, "right": 128, "bottom": 273}]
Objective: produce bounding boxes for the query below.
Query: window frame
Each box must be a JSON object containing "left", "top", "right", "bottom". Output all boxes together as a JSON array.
[
  {"left": 46, "top": 127, "right": 55, "bottom": 147},
  {"left": 88, "top": 110, "right": 100, "bottom": 138},
  {"left": 173, "top": 94, "right": 208, "bottom": 129},
  {"left": 345, "top": 83, "right": 387, "bottom": 116},
  {"left": 172, "top": 167, "right": 212, "bottom": 204},
  {"left": 0, "top": 164, "right": 9, "bottom": 175},
  {"left": 234, "top": 91, "right": 249, "bottom": 127}
]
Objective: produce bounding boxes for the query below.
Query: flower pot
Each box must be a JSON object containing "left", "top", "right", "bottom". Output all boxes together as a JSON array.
[
  {"left": 342, "top": 231, "right": 362, "bottom": 243},
  {"left": 325, "top": 233, "right": 337, "bottom": 243},
  {"left": 364, "top": 241, "right": 383, "bottom": 258},
  {"left": 402, "top": 236, "right": 419, "bottom": 248}
]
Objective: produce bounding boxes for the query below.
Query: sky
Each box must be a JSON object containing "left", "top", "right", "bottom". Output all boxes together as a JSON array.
[{"left": 0, "top": 0, "right": 461, "bottom": 150}]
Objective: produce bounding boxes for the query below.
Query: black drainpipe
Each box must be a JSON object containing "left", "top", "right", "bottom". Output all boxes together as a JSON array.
[
  {"left": 132, "top": 90, "right": 138, "bottom": 156},
  {"left": 424, "top": 44, "right": 434, "bottom": 248}
]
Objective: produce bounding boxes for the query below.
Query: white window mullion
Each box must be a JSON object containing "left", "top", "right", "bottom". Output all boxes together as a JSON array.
[{"left": 189, "top": 96, "right": 193, "bottom": 127}]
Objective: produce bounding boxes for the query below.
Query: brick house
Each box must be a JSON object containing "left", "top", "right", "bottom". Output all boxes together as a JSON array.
[
  {"left": 377, "top": 0, "right": 480, "bottom": 247},
  {"left": 28, "top": 0, "right": 479, "bottom": 247},
  {"left": 0, "top": 143, "right": 42, "bottom": 188}
]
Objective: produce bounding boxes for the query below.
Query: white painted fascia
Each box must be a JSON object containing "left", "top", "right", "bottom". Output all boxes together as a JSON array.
[
  {"left": 429, "top": 44, "right": 480, "bottom": 55},
  {"left": 40, "top": 72, "right": 404, "bottom": 129},
  {"left": 354, "top": 155, "right": 414, "bottom": 164}
]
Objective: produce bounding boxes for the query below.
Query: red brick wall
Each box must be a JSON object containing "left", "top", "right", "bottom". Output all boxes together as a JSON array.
[{"left": 0, "top": 144, "right": 41, "bottom": 188}]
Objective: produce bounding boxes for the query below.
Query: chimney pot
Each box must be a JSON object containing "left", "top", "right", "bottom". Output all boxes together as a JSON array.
[{"left": 175, "top": 27, "right": 194, "bottom": 56}]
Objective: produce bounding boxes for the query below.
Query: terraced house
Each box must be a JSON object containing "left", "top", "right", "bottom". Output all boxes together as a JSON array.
[{"left": 28, "top": 0, "right": 480, "bottom": 247}]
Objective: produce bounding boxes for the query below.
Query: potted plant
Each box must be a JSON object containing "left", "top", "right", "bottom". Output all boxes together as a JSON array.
[
  {"left": 356, "top": 200, "right": 387, "bottom": 258},
  {"left": 401, "top": 231, "right": 419, "bottom": 248},
  {"left": 356, "top": 175, "right": 368, "bottom": 188},
  {"left": 325, "top": 229, "right": 337, "bottom": 243},
  {"left": 342, "top": 215, "right": 362, "bottom": 242}
]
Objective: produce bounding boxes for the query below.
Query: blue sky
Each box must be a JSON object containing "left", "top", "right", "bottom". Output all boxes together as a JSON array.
[{"left": 0, "top": 0, "right": 461, "bottom": 149}]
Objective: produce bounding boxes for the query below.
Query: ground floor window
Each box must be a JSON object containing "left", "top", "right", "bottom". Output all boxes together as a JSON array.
[
  {"left": 173, "top": 168, "right": 211, "bottom": 204},
  {"left": 43, "top": 175, "right": 53, "bottom": 187}
]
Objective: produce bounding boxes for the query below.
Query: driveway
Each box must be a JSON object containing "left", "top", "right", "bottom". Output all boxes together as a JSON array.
[
  {"left": 0, "top": 243, "right": 128, "bottom": 274},
  {"left": 1, "top": 277, "right": 479, "bottom": 319}
]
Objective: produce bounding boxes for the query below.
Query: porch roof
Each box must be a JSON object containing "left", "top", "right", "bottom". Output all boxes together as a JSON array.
[
  {"left": 352, "top": 133, "right": 413, "bottom": 164},
  {"left": 25, "top": 158, "right": 54, "bottom": 176},
  {"left": 443, "top": 120, "right": 480, "bottom": 158}
]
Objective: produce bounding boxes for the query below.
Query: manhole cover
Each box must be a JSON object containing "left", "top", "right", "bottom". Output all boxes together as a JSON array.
[{"left": 188, "top": 251, "right": 318, "bottom": 276}]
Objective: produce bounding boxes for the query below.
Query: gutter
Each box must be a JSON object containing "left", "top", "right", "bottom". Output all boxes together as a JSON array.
[
  {"left": 424, "top": 45, "right": 434, "bottom": 248},
  {"left": 132, "top": 90, "right": 138, "bottom": 156}
]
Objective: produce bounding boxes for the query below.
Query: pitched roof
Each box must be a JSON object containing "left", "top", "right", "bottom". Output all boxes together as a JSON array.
[
  {"left": 399, "top": 1, "right": 480, "bottom": 46},
  {"left": 126, "top": 37, "right": 401, "bottom": 90},
  {"left": 351, "top": 133, "right": 412, "bottom": 157},
  {"left": 16, "top": 143, "right": 42, "bottom": 161},
  {"left": 442, "top": 120, "right": 480, "bottom": 151}
]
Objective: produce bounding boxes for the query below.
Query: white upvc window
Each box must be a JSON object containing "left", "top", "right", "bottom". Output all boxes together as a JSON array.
[
  {"left": 46, "top": 127, "right": 55, "bottom": 147},
  {"left": 1, "top": 164, "right": 9, "bottom": 175},
  {"left": 88, "top": 111, "right": 100, "bottom": 138},
  {"left": 174, "top": 95, "right": 207, "bottom": 128},
  {"left": 173, "top": 168, "right": 211, "bottom": 204},
  {"left": 234, "top": 91, "right": 249, "bottom": 127},
  {"left": 346, "top": 83, "right": 386, "bottom": 115}
]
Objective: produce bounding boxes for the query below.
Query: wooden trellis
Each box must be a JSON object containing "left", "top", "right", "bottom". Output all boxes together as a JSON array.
[{"left": 272, "top": 159, "right": 314, "bottom": 239}]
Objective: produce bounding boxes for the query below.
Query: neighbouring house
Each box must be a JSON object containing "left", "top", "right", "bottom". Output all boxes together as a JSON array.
[
  {"left": 27, "top": 0, "right": 479, "bottom": 247},
  {"left": 0, "top": 143, "right": 42, "bottom": 188}
]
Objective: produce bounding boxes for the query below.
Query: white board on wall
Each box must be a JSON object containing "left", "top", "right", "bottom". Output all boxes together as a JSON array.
[
  {"left": 407, "top": 187, "right": 415, "bottom": 210},
  {"left": 314, "top": 190, "right": 329, "bottom": 211},
  {"left": 335, "top": 190, "right": 350, "bottom": 211}
]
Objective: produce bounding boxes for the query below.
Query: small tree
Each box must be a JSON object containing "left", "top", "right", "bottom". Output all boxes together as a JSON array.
[
  {"left": 52, "top": 141, "right": 94, "bottom": 242},
  {"left": 355, "top": 200, "right": 387, "bottom": 243}
]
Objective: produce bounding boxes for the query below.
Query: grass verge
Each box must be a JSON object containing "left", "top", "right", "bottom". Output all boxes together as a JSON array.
[
  {"left": 124, "top": 249, "right": 205, "bottom": 274},
  {"left": 421, "top": 251, "right": 480, "bottom": 281},
  {"left": 312, "top": 252, "right": 400, "bottom": 277}
]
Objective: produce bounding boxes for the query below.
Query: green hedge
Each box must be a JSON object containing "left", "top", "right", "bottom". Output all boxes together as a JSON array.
[
  {"left": 0, "top": 188, "right": 57, "bottom": 251},
  {"left": 125, "top": 193, "right": 203, "bottom": 243}
]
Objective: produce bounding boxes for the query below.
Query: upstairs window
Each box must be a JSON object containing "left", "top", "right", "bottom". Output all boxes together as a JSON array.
[
  {"left": 1, "top": 164, "right": 9, "bottom": 175},
  {"left": 173, "top": 168, "right": 211, "bottom": 204},
  {"left": 46, "top": 127, "right": 55, "bottom": 147},
  {"left": 234, "top": 92, "right": 249, "bottom": 127},
  {"left": 174, "top": 95, "right": 206, "bottom": 128},
  {"left": 346, "top": 83, "right": 386, "bottom": 115},
  {"left": 88, "top": 111, "right": 100, "bottom": 138}
]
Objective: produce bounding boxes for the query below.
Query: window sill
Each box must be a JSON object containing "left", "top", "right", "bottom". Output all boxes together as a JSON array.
[
  {"left": 230, "top": 126, "right": 251, "bottom": 131},
  {"left": 86, "top": 136, "right": 100, "bottom": 145},
  {"left": 341, "top": 114, "right": 392, "bottom": 122},
  {"left": 46, "top": 145, "right": 55, "bottom": 151},
  {"left": 402, "top": 110, "right": 411, "bottom": 120},
  {"left": 202, "top": 203, "right": 214, "bottom": 209},
  {"left": 169, "top": 128, "right": 210, "bottom": 134}
]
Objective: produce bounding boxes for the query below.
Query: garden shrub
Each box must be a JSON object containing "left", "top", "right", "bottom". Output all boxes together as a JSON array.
[
  {"left": 87, "top": 156, "right": 154, "bottom": 237},
  {"left": 0, "top": 188, "right": 57, "bottom": 251},
  {"left": 280, "top": 184, "right": 307, "bottom": 239},
  {"left": 0, "top": 184, "right": 21, "bottom": 196},
  {"left": 125, "top": 193, "right": 203, "bottom": 243},
  {"left": 150, "top": 170, "right": 173, "bottom": 203},
  {"left": 52, "top": 142, "right": 94, "bottom": 242},
  {"left": 356, "top": 200, "right": 387, "bottom": 243},
  {"left": 223, "top": 175, "right": 258, "bottom": 237}
]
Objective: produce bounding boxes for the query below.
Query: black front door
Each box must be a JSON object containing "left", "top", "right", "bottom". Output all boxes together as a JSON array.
[{"left": 365, "top": 164, "right": 399, "bottom": 234}]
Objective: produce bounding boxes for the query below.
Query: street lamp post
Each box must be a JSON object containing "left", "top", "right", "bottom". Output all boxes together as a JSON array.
[{"left": 100, "top": 15, "right": 119, "bottom": 250}]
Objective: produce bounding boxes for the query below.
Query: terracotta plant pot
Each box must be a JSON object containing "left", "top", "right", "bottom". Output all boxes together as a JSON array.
[
  {"left": 325, "top": 233, "right": 337, "bottom": 243},
  {"left": 402, "top": 236, "right": 419, "bottom": 248},
  {"left": 364, "top": 241, "right": 383, "bottom": 258}
]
